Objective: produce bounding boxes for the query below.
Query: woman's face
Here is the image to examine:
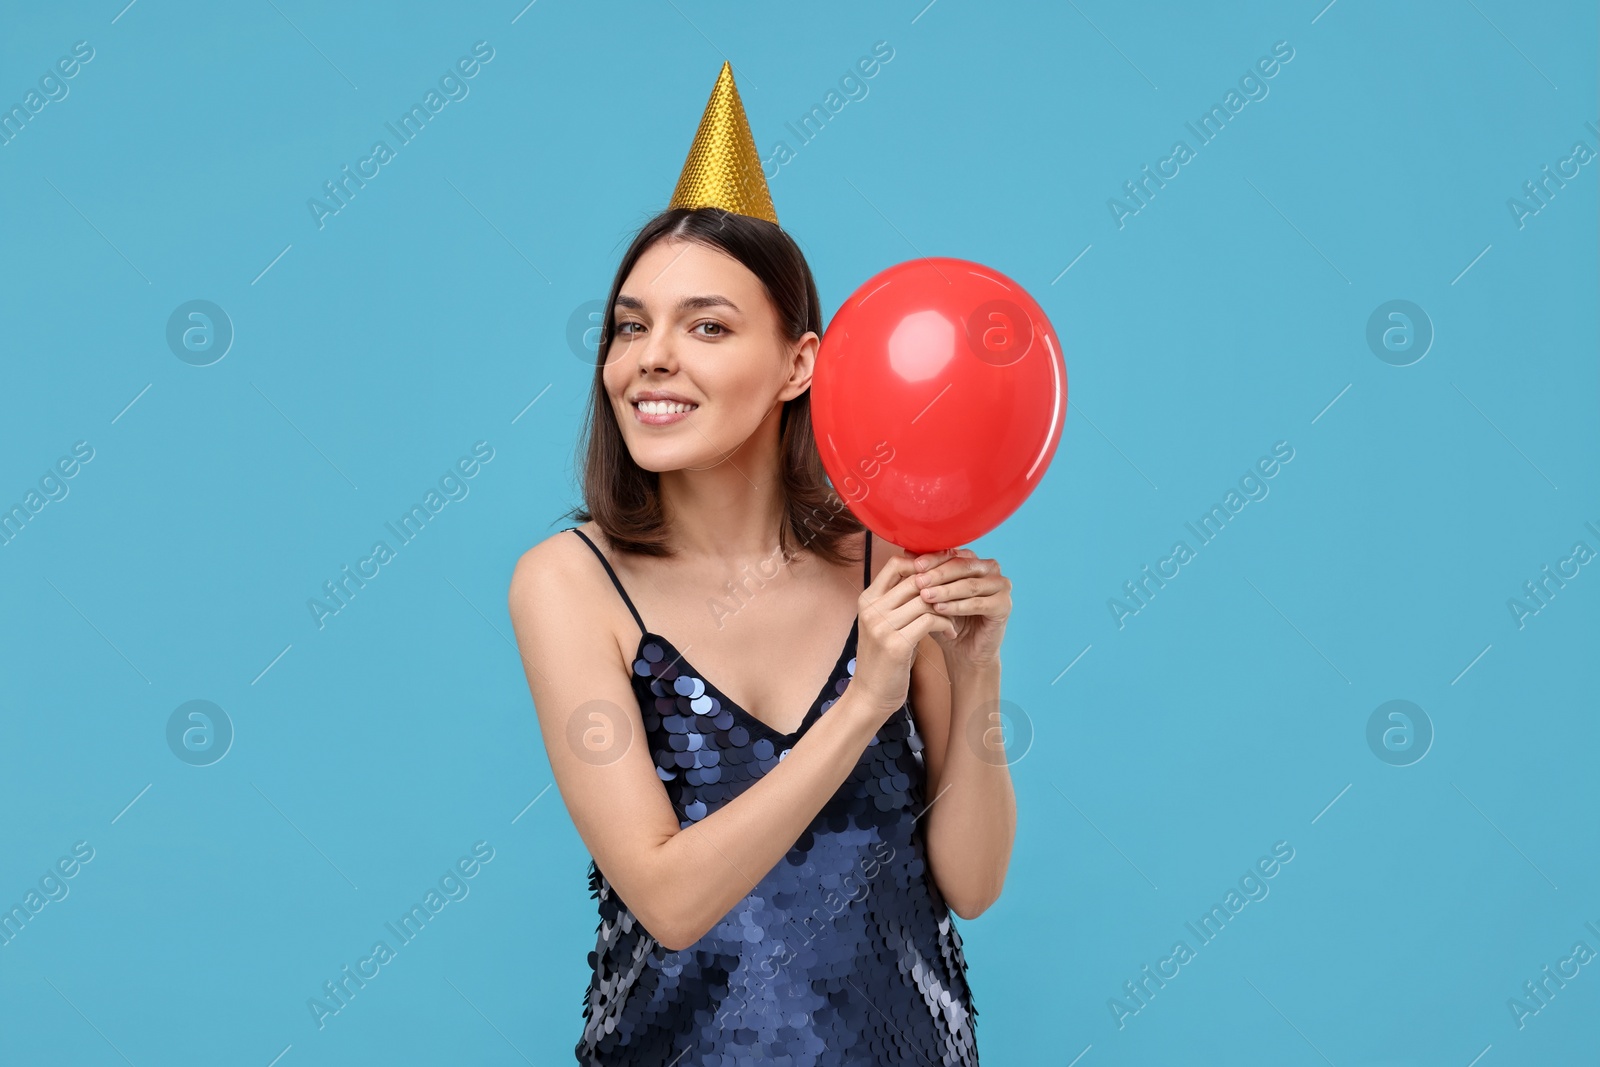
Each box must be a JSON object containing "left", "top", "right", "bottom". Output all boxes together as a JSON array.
[{"left": 603, "top": 237, "right": 818, "bottom": 473}]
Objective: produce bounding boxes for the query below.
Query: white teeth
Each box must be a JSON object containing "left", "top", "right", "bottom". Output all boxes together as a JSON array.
[{"left": 636, "top": 400, "right": 697, "bottom": 414}]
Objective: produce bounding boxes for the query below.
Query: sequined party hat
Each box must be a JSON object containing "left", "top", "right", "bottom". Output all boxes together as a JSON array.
[{"left": 667, "top": 62, "right": 778, "bottom": 225}]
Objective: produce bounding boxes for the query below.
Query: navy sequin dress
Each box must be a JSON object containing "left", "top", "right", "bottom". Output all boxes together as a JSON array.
[{"left": 565, "top": 527, "right": 978, "bottom": 1065}]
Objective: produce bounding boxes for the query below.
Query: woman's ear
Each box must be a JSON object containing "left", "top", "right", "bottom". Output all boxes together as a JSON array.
[{"left": 780, "top": 330, "right": 821, "bottom": 399}]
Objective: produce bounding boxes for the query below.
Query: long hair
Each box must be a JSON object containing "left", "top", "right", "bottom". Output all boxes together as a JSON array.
[{"left": 560, "top": 207, "right": 864, "bottom": 567}]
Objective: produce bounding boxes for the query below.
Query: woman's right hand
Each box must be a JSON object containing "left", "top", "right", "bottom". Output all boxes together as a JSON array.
[{"left": 851, "top": 549, "right": 957, "bottom": 723}]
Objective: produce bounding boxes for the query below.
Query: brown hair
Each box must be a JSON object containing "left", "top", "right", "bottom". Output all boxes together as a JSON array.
[{"left": 560, "top": 207, "right": 864, "bottom": 567}]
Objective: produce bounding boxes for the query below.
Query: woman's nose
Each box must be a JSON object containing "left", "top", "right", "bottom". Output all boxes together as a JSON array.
[{"left": 634, "top": 330, "right": 675, "bottom": 371}]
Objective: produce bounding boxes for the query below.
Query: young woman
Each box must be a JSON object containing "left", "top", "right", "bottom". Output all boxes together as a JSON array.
[{"left": 508, "top": 204, "right": 1016, "bottom": 1062}]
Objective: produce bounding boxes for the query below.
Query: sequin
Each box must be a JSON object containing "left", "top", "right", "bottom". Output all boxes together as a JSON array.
[{"left": 566, "top": 527, "right": 979, "bottom": 1065}]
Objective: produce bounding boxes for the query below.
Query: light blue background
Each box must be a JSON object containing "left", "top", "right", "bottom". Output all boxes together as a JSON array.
[{"left": 2, "top": 1, "right": 1596, "bottom": 1064}]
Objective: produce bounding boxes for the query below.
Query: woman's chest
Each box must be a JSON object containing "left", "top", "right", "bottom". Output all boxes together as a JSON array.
[
  {"left": 632, "top": 616, "right": 858, "bottom": 737},
  {"left": 631, "top": 642, "right": 927, "bottom": 830},
  {"left": 609, "top": 553, "right": 862, "bottom": 736}
]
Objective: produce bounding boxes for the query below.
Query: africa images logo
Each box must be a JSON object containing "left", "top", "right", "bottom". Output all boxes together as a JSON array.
[
  {"left": 1107, "top": 40, "right": 1296, "bottom": 229},
  {"left": 307, "top": 441, "right": 494, "bottom": 629}
]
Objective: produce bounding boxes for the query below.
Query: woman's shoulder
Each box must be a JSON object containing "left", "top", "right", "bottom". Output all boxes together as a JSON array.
[
  {"left": 507, "top": 521, "right": 642, "bottom": 673},
  {"left": 507, "top": 522, "right": 603, "bottom": 612}
]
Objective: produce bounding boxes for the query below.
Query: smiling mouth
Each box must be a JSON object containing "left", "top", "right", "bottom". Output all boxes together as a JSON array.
[{"left": 634, "top": 399, "right": 699, "bottom": 415}]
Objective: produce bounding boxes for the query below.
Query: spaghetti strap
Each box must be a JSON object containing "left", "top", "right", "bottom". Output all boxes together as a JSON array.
[
  {"left": 862, "top": 528, "right": 871, "bottom": 590},
  {"left": 566, "top": 527, "right": 647, "bottom": 636}
]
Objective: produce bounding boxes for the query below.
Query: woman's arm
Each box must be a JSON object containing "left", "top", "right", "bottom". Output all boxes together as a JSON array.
[
  {"left": 909, "top": 635, "right": 1015, "bottom": 919},
  {"left": 876, "top": 531, "right": 1013, "bottom": 919},
  {"left": 507, "top": 534, "right": 918, "bottom": 953}
]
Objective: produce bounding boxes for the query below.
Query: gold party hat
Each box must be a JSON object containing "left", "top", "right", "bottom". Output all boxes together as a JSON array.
[{"left": 668, "top": 62, "right": 778, "bottom": 225}]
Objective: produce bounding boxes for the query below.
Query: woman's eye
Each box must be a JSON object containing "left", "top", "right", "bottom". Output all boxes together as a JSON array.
[
  {"left": 695, "top": 321, "right": 726, "bottom": 337},
  {"left": 617, "top": 321, "right": 643, "bottom": 336}
]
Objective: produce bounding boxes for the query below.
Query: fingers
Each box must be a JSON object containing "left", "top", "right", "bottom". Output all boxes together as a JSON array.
[
  {"left": 861, "top": 555, "right": 954, "bottom": 643},
  {"left": 914, "top": 554, "right": 992, "bottom": 585},
  {"left": 917, "top": 574, "right": 1007, "bottom": 606},
  {"left": 862, "top": 581, "right": 945, "bottom": 641},
  {"left": 903, "top": 607, "right": 958, "bottom": 645},
  {"left": 875, "top": 584, "right": 951, "bottom": 634},
  {"left": 925, "top": 594, "right": 1005, "bottom": 618},
  {"left": 873, "top": 548, "right": 972, "bottom": 595},
  {"left": 866, "top": 550, "right": 914, "bottom": 595},
  {"left": 864, "top": 547, "right": 995, "bottom": 634},
  {"left": 912, "top": 547, "right": 971, "bottom": 573},
  {"left": 864, "top": 554, "right": 930, "bottom": 614}
]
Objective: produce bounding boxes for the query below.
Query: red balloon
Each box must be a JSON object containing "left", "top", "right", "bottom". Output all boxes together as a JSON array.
[{"left": 812, "top": 257, "right": 1066, "bottom": 556}]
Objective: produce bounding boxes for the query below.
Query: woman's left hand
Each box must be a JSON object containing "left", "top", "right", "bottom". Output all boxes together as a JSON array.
[{"left": 910, "top": 547, "right": 1010, "bottom": 670}]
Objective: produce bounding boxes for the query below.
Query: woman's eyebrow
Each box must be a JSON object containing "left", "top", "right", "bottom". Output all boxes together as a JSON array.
[{"left": 614, "top": 294, "right": 741, "bottom": 314}]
